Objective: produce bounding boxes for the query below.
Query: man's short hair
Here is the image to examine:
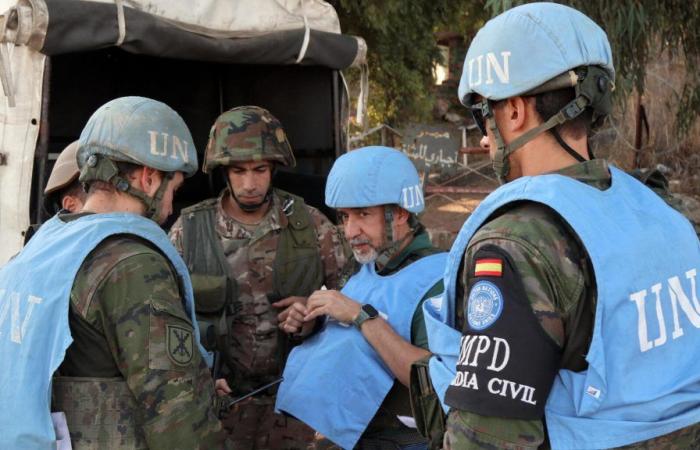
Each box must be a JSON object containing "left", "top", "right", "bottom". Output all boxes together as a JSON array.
[
  {"left": 533, "top": 87, "right": 595, "bottom": 140},
  {"left": 61, "top": 180, "right": 87, "bottom": 203}
]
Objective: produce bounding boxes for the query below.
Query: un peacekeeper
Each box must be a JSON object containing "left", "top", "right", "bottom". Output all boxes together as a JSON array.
[
  {"left": 23, "top": 141, "right": 87, "bottom": 244},
  {"left": 169, "top": 105, "right": 346, "bottom": 449},
  {"left": 0, "top": 96, "right": 230, "bottom": 449},
  {"left": 44, "top": 141, "right": 86, "bottom": 214},
  {"left": 423, "top": 3, "right": 700, "bottom": 449},
  {"left": 275, "top": 146, "right": 448, "bottom": 450}
]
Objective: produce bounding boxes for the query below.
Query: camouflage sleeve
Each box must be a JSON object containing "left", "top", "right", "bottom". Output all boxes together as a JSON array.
[
  {"left": 445, "top": 203, "right": 587, "bottom": 450},
  {"left": 308, "top": 206, "right": 347, "bottom": 290},
  {"left": 168, "top": 215, "right": 185, "bottom": 254},
  {"left": 87, "top": 249, "right": 229, "bottom": 449}
]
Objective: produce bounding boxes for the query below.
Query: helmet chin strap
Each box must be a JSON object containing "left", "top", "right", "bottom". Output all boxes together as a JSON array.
[
  {"left": 79, "top": 155, "right": 172, "bottom": 222},
  {"left": 374, "top": 207, "right": 415, "bottom": 270},
  {"left": 487, "top": 66, "right": 614, "bottom": 182},
  {"left": 222, "top": 169, "right": 271, "bottom": 213},
  {"left": 488, "top": 93, "right": 593, "bottom": 183}
]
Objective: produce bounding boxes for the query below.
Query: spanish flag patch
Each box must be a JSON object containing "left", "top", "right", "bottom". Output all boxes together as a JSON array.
[{"left": 474, "top": 258, "right": 503, "bottom": 277}]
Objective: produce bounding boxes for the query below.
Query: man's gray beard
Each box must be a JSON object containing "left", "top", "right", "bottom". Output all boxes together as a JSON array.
[{"left": 353, "top": 247, "right": 378, "bottom": 265}]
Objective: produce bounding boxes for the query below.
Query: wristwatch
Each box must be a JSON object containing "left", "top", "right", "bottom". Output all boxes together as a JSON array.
[{"left": 353, "top": 304, "right": 379, "bottom": 329}]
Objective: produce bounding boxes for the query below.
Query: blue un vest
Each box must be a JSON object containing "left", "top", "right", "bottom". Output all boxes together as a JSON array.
[
  {"left": 0, "top": 213, "right": 206, "bottom": 450},
  {"left": 276, "top": 252, "right": 446, "bottom": 449},
  {"left": 425, "top": 166, "right": 700, "bottom": 449}
]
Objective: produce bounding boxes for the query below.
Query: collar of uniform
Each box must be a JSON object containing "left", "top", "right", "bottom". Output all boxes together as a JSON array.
[
  {"left": 547, "top": 158, "right": 611, "bottom": 190},
  {"left": 377, "top": 229, "right": 433, "bottom": 275},
  {"left": 215, "top": 188, "right": 285, "bottom": 241},
  {"left": 58, "top": 211, "right": 94, "bottom": 223}
]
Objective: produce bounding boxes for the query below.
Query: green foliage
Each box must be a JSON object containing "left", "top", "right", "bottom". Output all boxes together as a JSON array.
[
  {"left": 331, "top": 0, "right": 488, "bottom": 127},
  {"left": 335, "top": 1, "right": 700, "bottom": 134},
  {"left": 485, "top": 0, "right": 700, "bottom": 134}
]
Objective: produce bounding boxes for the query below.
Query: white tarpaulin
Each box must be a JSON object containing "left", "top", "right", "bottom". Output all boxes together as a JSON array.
[
  {"left": 88, "top": 0, "right": 342, "bottom": 38},
  {"left": 0, "top": 43, "right": 45, "bottom": 264},
  {"left": 0, "top": 0, "right": 366, "bottom": 264}
]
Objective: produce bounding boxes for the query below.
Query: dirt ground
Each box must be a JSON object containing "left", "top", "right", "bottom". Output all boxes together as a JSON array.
[
  {"left": 422, "top": 193, "right": 487, "bottom": 250},
  {"left": 420, "top": 174, "right": 700, "bottom": 252}
]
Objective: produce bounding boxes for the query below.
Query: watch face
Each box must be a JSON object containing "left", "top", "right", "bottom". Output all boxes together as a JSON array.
[{"left": 362, "top": 304, "right": 379, "bottom": 318}]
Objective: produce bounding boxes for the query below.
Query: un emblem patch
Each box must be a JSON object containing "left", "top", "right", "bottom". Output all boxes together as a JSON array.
[
  {"left": 467, "top": 280, "right": 503, "bottom": 330},
  {"left": 166, "top": 324, "right": 193, "bottom": 366}
]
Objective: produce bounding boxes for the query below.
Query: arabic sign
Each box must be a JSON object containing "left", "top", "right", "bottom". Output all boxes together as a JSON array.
[{"left": 401, "top": 124, "right": 466, "bottom": 173}]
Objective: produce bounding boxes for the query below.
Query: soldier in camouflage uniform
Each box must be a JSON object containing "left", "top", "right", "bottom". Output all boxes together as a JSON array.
[
  {"left": 44, "top": 140, "right": 86, "bottom": 214},
  {"left": 420, "top": 4, "right": 700, "bottom": 450},
  {"left": 23, "top": 141, "right": 87, "bottom": 244},
  {"left": 46, "top": 97, "right": 228, "bottom": 449},
  {"left": 168, "top": 105, "right": 346, "bottom": 450}
]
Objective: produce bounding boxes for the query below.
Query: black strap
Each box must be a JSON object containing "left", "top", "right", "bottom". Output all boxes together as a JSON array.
[{"left": 551, "top": 127, "right": 587, "bottom": 163}]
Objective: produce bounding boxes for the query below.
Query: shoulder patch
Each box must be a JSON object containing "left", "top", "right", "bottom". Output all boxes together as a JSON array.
[
  {"left": 166, "top": 324, "right": 194, "bottom": 366},
  {"left": 467, "top": 280, "right": 503, "bottom": 330},
  {"left": 474, "top": 258, "right": 503, "bottom": 277}
]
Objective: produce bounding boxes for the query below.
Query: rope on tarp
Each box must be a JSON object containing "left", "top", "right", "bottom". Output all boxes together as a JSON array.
[
  {"left": 115, "top": 0, "right": 126, "bottom": 46},
  {"left": 295, "top": 0, "right": 310, "bottom": 64},
  {"left": 0, "top": 0, "right": 49, "bottom": 108},
  {"left": 0, "top": 44, "right": 14, "bottom": 107},
  {"left": 356, "top": 62, "right": 369, "bottom": 132}
]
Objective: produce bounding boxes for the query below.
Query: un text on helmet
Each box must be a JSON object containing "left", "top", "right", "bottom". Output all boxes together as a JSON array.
[
  {"left": 148, "top": 131, "right": 190, "bottom": 163},
  {"left": 467, "top": 52, "right": 512, "bottom": 87}
]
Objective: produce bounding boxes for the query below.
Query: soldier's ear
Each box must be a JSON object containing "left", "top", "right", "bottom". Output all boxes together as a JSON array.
[{"left": 138, "top": 166, "right": 162, "bottom": 195}]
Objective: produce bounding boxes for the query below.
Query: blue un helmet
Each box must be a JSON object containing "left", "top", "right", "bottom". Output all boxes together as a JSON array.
[
  {"left": 458, "top": 3, "right": 615, "bottom": 182},
  {"left": 326, "top": 146, "right": 424, "bottom": 213},
  {"left": 77, "top": 96, "right": 198, "bottom": 222},
  {"left": 326, "top": 146, "right": 424, "bottom": 266}
]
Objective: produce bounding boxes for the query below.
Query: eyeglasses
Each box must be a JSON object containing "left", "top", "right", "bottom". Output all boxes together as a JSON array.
[{"left": 468, "top": 100, "right": 494, "bottom": 137}]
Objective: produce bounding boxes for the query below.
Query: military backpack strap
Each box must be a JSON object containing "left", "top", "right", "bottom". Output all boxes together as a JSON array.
[
  {"left": 409, "top": 355, "right": 446, "bottom": 450},
  {"left": 270, "top": 189, "right": 324, "bottom": 300},
  {"left": 180, "top": 198, "right": 237, "bottom": 376},
  {"left": 180, "top": 198, "right": 236, "bottom": 312}
]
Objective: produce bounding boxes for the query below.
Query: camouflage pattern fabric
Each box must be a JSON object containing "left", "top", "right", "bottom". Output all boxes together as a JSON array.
[
  {"left": 56, "top": 231, "right": 230, "bottom": 449},
  {"left": 169, "top": 189, "right": 346, "bottom": 448},
  {"left": 221, "top": 395, "right": 315, "bottom": 450},
  {"left": 52, "top": 377, "right": 148, "bottom": 449},
  {"left": 202, "top": 106, "right": 295, "bottom": 173},
  {"left": 445, "top": 159, "right": 700, "bottom": 449}
]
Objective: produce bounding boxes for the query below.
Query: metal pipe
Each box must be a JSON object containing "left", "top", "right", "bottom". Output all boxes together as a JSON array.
[
  {"left": 34, "top": 57, "right": 51, "bottom": 225},
  {"left": 459, "top": 146, "right": 488, "bottom": 155},
  {"left": 424, "top": 185, "right": 493, "bottom": 195},
  {"left": 332, "top": 70, "right": 341, "bottom": 160}
]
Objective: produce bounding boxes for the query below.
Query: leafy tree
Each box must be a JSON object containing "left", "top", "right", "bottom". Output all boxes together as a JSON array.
[
  {"left": 335, "top": 1, "right": 700, "bottom": 136},
  {"left": 331, "top": 0, "right": 489, "bottom": 127}
]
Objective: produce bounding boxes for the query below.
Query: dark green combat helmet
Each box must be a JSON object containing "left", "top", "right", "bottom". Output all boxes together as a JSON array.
[{"left": 202, "top": 106, "right": 296, "bottom": 174}]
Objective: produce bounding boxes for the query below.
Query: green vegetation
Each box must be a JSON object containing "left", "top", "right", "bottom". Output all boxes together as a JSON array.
[{"left": 335, "top": 0, "right": 700, "bottom": 135}]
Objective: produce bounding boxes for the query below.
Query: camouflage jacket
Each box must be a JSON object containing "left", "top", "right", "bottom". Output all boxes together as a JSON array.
[
  {"left": 169, "top": 189, "right": 346, "bottom": 390},
  {"left": 446, "top": 160, "right": 700, "bottom": 450},
  {"left": 57, "top": 215, "right": 229, "bottom": 449}
]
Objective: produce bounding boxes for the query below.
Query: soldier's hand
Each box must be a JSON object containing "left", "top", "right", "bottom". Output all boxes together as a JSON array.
[
  {"left": 215, "top": 378, "right": 232, "bottom": 397},
  {"left": 305, "top": 290, "right": 361, "bottom": 324},
  {"left": 279, "top": 302, "right": 309, "bottom": 335},
  {"left": 273, "top": 296, "right": 307, "bottom": 323}
]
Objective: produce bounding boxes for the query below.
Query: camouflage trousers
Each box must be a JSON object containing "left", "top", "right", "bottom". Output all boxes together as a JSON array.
[
  {"left": 221, "top": 395, "right": 315, "bottom": 450},
  {"left": 443, "top": 410, "right": 541, "bottom": 450},
  {"left": 314, "top": 433, "right": 428, "bottom": 450},
  {"left": 444, "top": 409, "right": 700, "bottom": 450}
]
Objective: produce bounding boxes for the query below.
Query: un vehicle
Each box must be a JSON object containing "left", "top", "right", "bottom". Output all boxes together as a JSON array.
[{"left": 0, "top": 0, "right": 365, "bottom": 264}]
